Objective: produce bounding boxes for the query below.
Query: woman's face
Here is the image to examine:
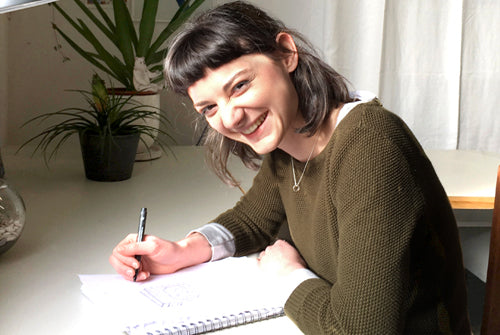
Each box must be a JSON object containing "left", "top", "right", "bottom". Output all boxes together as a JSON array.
[{"left": 187, "top": 53, "right": 301, "bottom": 155}]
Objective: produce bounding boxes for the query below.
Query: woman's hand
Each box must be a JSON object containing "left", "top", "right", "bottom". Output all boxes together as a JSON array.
[
  {"left": 257, "top": 239, "right": 307, "bottom": 277},
  {"left": 109, "top": 232, "right": 211, "bottom": 281}
]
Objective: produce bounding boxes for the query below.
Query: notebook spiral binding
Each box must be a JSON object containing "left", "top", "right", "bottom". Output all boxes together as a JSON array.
[{"left": 145, "top": 307, "right": 285, "bottom": 335}]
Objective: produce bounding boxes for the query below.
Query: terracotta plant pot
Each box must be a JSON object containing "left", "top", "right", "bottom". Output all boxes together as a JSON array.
[{"left": 79, "top": 131, "right": 140, "bottom": 182}]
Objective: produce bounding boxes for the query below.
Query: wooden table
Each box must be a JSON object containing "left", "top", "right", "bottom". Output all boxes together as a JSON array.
[{"left": 425, "top": 150, "right": 500, "bottom": 209}]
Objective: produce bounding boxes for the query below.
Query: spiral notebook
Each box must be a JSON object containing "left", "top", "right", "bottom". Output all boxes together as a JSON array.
[{"left": 79, "top": 257, "right": 286, "bottom": 335}]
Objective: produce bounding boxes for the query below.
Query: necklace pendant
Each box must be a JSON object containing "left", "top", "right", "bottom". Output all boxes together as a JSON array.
[{"left": 290, "top": 133, "right": 319, "bottom": 194}]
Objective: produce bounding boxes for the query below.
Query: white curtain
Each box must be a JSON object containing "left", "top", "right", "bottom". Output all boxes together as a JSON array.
[{"left": 215, "top": 0, "right": 500, "bottom": 154}]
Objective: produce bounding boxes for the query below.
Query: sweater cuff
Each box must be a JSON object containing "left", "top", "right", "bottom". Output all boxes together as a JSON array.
[
  {"left": 267, "top": 268, "right": 319, "bottom": 306},
  {"left": 187, "top": 223, "right": 236, "bottom": 261},
  {"left": 283, "top": 268, "right": 319, "bottom": 299}
]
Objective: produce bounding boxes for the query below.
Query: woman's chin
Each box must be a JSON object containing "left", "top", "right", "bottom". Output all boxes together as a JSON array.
[{"left": 247, "top": 141, "right": 277, "bottom": 155}]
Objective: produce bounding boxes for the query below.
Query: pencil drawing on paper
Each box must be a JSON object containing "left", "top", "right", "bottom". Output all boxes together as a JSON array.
[{"left": 140, "top": 283, "right": 200, "bottom": 308}]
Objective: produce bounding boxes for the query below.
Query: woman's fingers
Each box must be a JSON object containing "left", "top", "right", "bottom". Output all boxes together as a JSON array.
[
  {"left": 109, "top": 252, "right": 134, "bottom": 277},
  {"left": 110, "top": 234, "right": 167, "bottom": 280},
  {"left": 257, "top": 240, "right": 307, "bottom": 276},
  {"left": 109, "top": 250, "right": 152, "bottom": 281},
  {"left": 109, "top": 234, "right": 147, "bottom": 278},
  {"left": 134, "top": 271, "right": 150, "bottom": 282}
]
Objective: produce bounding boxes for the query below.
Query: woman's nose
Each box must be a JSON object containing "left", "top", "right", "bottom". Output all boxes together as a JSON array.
[{"left": 220, "top": 102, "right": 245, "bottom": 130}]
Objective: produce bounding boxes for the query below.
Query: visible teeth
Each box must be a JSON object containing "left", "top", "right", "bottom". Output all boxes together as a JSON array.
[{"left": 243, "top": 112, "right": 267, "bottom": 135}]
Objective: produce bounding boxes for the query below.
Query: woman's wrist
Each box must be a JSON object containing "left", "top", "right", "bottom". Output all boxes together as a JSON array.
[{"left": 177, "top": 232, "right": 213, "bottom": 267}]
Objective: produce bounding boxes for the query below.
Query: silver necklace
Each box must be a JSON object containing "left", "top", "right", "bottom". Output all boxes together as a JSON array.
[{"left": 291, "top": 134, "right": 320, "bottom": 192}]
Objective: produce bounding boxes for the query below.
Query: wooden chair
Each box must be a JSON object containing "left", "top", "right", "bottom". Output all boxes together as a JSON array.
[{"left": 481, "top": 165, "right": 500, "bottom": 334}]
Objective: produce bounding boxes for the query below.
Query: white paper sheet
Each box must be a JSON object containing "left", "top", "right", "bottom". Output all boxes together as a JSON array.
[{"left": 79, "top": 257, "right": 285, "bottom": 335}]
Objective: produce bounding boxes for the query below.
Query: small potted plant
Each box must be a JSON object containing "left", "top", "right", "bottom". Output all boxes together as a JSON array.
[{"left": 18, "top": 74, "right": 174, "bottom": 181}]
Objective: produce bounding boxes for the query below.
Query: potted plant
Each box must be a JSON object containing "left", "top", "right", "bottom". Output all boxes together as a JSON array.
[
  {"left": 18, "top": 74, "right": 174, "bottom": 181},
  {"left": 51, "top": 0, "right": 206, "bottom": 159}
]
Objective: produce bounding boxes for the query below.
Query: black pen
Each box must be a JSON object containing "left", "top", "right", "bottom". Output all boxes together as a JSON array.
[{"left": 133, "top": 207, "right": 147, "bottom": 282}]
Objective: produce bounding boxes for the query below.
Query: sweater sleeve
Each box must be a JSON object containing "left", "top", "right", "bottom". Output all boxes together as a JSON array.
[
  {"left": 187, "top": 223, "right": 236, "bottom": 261},
  {"left": 213, "top": 155, "right": 287, "bottom": 256},
  {"left": 285, "top": 123, "right": 426, "bottom": 334}
]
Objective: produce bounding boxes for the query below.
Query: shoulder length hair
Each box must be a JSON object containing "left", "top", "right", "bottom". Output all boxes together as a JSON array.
[{"left": 164, "top": 1, "right": 353, "bottom": 187}]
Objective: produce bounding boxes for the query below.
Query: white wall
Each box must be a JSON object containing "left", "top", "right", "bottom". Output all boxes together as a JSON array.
[{"left": 7, "top": 4, "right": 87, "bottom": 147}]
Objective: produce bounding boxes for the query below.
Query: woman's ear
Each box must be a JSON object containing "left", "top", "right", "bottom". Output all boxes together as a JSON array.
[{"left": 276, "top": 32, "right": 298, "bottom": 73}]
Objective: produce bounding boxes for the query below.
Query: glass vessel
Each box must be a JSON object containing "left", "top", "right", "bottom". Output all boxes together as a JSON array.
[{"left": 0, "top": 179, "right": 26, "bottom": 254}]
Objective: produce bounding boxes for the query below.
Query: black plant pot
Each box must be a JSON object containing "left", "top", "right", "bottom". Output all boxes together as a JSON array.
[{"left": 79, "top": 132, "right": 140, "bottom": 182}]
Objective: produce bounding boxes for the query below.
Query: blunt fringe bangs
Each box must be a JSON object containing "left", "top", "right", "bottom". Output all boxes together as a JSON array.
[{"left": 165, "top": 2, "right": 283, "bottom": 96}]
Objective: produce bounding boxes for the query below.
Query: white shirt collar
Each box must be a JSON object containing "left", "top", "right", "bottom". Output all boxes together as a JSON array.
[{"left": 335, "top": 90, "right": 377, "bottom": 128}]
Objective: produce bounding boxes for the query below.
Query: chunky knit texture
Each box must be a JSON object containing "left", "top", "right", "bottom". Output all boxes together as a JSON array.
[{"left": 214, "top": 99, "right": 471, "bottom": 334}]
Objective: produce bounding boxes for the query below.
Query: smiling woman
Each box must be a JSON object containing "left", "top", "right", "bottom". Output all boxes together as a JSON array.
[
  {"left": 187, "top": 51, "right": 301, "bottom": 158},
  {"left": 165, "top": 2, "right": 352, "bottom": 186},
  {"left": 110, "top": 2, "right": 472, "bottom": 334}
]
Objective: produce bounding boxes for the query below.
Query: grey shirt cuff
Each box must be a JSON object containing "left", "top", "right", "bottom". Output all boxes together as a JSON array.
[{"left": 187, "top": 223, "right": 236, "bottom": 261}]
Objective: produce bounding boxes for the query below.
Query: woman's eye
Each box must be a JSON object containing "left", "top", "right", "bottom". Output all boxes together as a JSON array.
[
  {"left": 232, "top": 80, "right": 249, "bottom": 94},
  {"left": 201, "top": 104, "right": 216, "bottom": 117}
]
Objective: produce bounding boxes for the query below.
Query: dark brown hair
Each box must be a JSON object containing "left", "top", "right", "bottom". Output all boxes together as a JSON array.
[{"left": 164, "top": 1, "right": 353, "bottom": 186}]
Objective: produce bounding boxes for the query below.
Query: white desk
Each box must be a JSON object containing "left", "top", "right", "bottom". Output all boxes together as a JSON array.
[
  {"left": 0, "top": 145, "right": 301, "bottom": 335},
  {"left": 1, "top": 146, "right": 499, "bottom": 334}
]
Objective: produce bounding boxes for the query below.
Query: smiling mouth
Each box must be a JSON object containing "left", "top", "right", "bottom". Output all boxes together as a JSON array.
[{"left": 242, "top": 112, "right": 268, "bottom": 135}]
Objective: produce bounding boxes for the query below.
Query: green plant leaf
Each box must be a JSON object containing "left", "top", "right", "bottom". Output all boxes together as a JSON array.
[
  {"left": 52, "top": 3, "right": 94, "bottom": 43},
  {"left": 52, "top": 0, "right": 204, "bottom": 90},
  {"left": 137, "top": 0, "right": 159, "bottom": 58},
  {"left": 52, "top": 1, "right": 131, "bottom": 87},
  {"left": 170, "top": 0, "right": 190, "bottom": 23},
  {"left": 146, "top": 0, "right": 206, "bottom": 62},
  {"left": 76, "top": 20, "right": 133, "bottom": 88},
  {"left": 53, "top": 25, "right": 117, "bottom": 79},
  {"left": 146, "top": 48, "right": 168, "bottom": 67},
  {"left": 72, "top": 0, "right": 117, "bottom": 44},
  {"left": 89, "top": 0, "right": 116, "bottom": 35},
  {"left": 113, "top": 0, "right": 137, "bottom": 71}
]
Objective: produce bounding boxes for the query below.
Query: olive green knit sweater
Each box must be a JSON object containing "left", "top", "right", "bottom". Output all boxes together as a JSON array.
[{"left": 214, "top": 99, "right": 471, "bottom": 334}]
